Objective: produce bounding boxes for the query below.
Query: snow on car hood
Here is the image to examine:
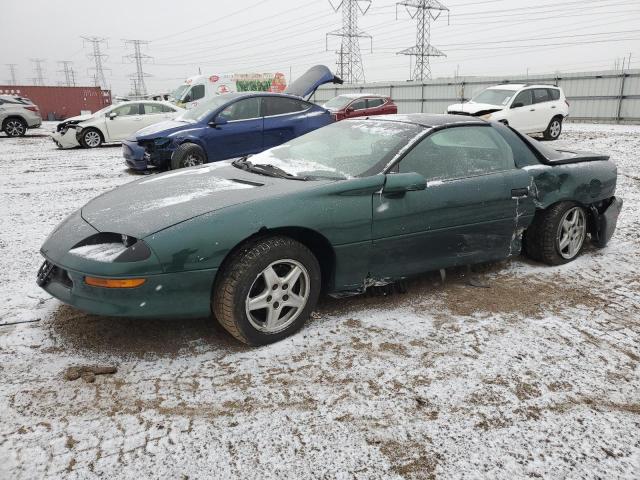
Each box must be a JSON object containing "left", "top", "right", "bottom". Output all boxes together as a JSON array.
[
  {"left": 80, "top": 162, "right": 328, "bottom": 238},
  {"left": 447, "top": 102, "right": 504, "bottom": 115},
  {"left": 132, "top": 119, "right": 193, "bottom": 140}
]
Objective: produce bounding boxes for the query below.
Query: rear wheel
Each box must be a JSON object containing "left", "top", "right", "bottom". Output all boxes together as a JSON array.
[
  {"left": 3, "top": 117, "right": 27, "bottom": 137},
  {"left": 80, "top": 128, "right": 103, "bottom": 148},
  {"left": 171, "top": 143, "right": 206, "bottom": 169},
  {"left": 213, "top": 236, "right": 321, "bottom": 345},
  {"left": 525, "top": 202, "right": 587, "bottom": 265},
  {"left": 543, "top": 116, "right": 563, "bottom": 140}
]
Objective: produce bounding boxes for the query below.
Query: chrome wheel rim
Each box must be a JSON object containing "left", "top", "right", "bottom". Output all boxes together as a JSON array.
[
  {"left": 6, "top": 120, "right": 25, "bottom": 136},
  {"left": 550, "top": 120, "right": 561, "bottom": 138},
  {"left": 84, "top": 131, "right": 101, "bottom": 147},
  {"left": 557, "top": 207, "right": 586, "bottom": 259},
  {"left": 183, "top": 154, "right": 203, "bottom": 167},
  {"left": 245, "top": 259, "right": 310, "bottom": 333}
]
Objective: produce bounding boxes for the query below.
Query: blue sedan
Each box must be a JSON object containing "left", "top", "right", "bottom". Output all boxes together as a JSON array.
[{"left": 123, "top": 65, "right": 342, "bottom": 170}]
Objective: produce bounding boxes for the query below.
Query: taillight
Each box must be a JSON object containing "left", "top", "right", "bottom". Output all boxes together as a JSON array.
[{"left": 24, "top": 105, "right": 39, "bottom": 112}]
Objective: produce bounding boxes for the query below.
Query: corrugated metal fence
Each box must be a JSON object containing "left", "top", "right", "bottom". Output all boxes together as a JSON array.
[{"left": 312, "top": 69, "right": 640, "bottom": 123}]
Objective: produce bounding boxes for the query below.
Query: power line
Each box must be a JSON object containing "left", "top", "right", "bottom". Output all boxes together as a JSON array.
[
  {"left": 5, "top": 64, "right": 18, "bottom": 85},
  {"left": 123, "top": 39, "right": 152, "bottom": 97},
  {"left": 396, "top": 1, "right": 449, "bottom": 80},
  {"left": 30, "top": 59, "right": 46, "bottom": 86},
  {"left": 326, "top": 0, "right": 372, "bottom": 84},
  {"left": 82, "top": 36, "right": 109, "bottom": 90}
]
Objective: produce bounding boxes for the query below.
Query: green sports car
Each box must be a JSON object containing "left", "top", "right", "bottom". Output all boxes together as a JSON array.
[{"left": 38, "top": 114, "right": 622, "bottom": 345}]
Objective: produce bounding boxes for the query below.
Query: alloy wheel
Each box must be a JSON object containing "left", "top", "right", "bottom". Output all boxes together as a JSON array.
[
  {"left": 550, "top": 120, "right": 561, "bottom": 138},
  {"left": 183, "top": 154, "right": 203, "bottom": 167},
  {"left": 84, "top": 131, "right": 101, "bottom": 147},
  {"left": 245, "top": 259, "right": 310, "bottom": 333},
  {"left": 5, "top": 120, "right": 25, "bottom": 136},
  {"left": 557, "top": 206, "right": 586, "bottom": 259}
]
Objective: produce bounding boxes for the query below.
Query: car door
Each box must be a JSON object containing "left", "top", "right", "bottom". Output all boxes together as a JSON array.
[
  {"left": 532, "top": 88, "right": 554, "bottom": 131},
  {"left": 262, "top": 97, "right": 312, "bottom": 149},
  {"left": 506, "top": 89, "right": 535, "bottom": 133},
  {"left": 202, "top": 96, "right": 263, "bottom": 161},
  {"left": 371, "top": 125, "right": 519, "bottom": 279},
  {"left": 140, "top": 103, "right": 172, "bottom": 128},
  {"left": 345, "top": 98, "right": 368, "bottom": 119},
  {"left": 104, "top": 103, "right": 143, "bottom": 141},
  {"left": 365, "top": 97, "right": 386, "bottom": 117}
]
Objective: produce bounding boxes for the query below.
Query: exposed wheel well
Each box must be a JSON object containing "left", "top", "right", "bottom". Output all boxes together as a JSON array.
[
  {"left": 214, "top": 227, "right": 336, "bottom": 295},
  {"left": 79, "top": 126, "right": 105, "bottom": 142}
]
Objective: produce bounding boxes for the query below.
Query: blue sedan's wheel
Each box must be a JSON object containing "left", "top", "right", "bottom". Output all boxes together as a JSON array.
[
  {"left": 213, "top": 236, "right": 321, "bottom": 345},
  {"left": 171, "top": 143, "right": 206, "bottom": 169}
]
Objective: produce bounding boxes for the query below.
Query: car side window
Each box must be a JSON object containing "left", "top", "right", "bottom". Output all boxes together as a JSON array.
[
  {"left": 190, "top": 84, "right": 205, "bottom": 101},
  {"left": 367, "top": 98, "right": 384, "bottom": 108},
  {"left": 112, "top": 104, "right": 140, "bottom": 116},
  {"left": 143, "top": 103, "right": 164, "bottom": 114},
  {"left": 219, "top": 97, "right": 262, "bottom": 121},
  {"left": 350, "top": 99, "right": 367, "bottom": 110},
  {"left": 161, "top": 104, "right": 177, "bottom": 113},
  {"left": 399, "top": 126, "right": 514, "bottom": 180},
  {"left": 512, "top": 89, "right": 532, "bottom": 108},
  {"left": 533, "top": 88, "right": 551, "bottom": 104},
  {"left": 263, "top": 97, "right": 308, "bottom": 117},
  {"left": 548, "top": 88, "right": 561, "bottom": 101}
]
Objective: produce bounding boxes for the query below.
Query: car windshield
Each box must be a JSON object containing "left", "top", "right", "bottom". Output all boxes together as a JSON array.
[
  {"left": 177, "top": 94, "right": 240, "bottom": 123},
  {"left": 323, "top": 95, "right": 358, "bottom": 110},
  {"left": 246, "top": 120, "right": 424, "bottom": 179},
  {"left": 171, "top": 84, "right": 189, "bottom": 101},
  {"left": 472, "top": 88, "right": 516, "bottom": 106},
  {"left": 93, "top": 105, "right": 115, "bottom": 116}
]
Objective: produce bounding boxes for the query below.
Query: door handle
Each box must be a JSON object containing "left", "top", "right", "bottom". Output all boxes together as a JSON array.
[
  {"left": 529, "top": 108, "right": 535, "bottom": 111},
  {"left": 511, "top": 187, "right": 529, "bottom": 198},
  {"left": 551, "top": 105, "right": 556, "bottom": 109}
]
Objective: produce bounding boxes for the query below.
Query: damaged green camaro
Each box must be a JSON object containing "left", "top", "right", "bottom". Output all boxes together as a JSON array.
[{"left": 38, "top": 114, "right": 622, "bottom": 345}]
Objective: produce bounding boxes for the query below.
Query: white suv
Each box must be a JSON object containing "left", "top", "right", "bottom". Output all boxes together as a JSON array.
[
  {"left": 0, "top": 95, "right": 42, "bottom": 137},
  {"left": 447, "top": 84, "right": 569, "bottom": 140}
]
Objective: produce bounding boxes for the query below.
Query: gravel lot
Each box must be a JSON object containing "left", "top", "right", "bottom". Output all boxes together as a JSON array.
[{"left": 1, "top": 122, "right": 639, "bottom": 479}]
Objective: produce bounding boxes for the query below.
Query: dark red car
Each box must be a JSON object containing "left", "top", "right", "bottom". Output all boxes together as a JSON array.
[{"left": 323, "top": 94, "right": 397, "bottom": 121}]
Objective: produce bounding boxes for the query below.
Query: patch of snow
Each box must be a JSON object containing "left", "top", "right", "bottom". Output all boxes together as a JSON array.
[{"left": 69, "top": 242, "right": 127, "bottom": 262}]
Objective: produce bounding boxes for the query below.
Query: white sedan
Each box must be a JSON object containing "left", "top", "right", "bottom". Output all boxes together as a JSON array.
[{"left": 51, "top": 101, "right": 184, "bottom": 149}]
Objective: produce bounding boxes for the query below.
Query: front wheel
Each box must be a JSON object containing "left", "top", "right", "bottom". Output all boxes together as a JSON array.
[
  {"left": 213, "top": 236, "right": 321, "bottom": 345},
  {"left": 543, "top": 116, "right": 563, "bottom": 140},
  {"left": 525, "top": 202, "right": 587, "bottom": 265},
  {"left": 3, "top": 117, "right": 27, "bottom": 137},
  {"left": 80, "top": 128, "right": 103, "bottom": 148},
  {"left": 171, "top": 143, "right": 206, "bottom": 169}
]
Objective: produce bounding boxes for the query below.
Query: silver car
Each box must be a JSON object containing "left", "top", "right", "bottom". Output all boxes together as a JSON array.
[{"left": 0, "top": 95, "right": 42, "bottom": 137}]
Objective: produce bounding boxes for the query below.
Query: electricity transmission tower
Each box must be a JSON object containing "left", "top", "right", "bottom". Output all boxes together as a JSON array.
[
  {"left": 326, "top": 0, "right": 372, "bottom": 84},
  {"left": 82, "top": 36, "right": 109, "bottom": 89},
  {"left": 57, "top": 61, "right": 77, "bottom": 87},
  {"left": 30, "top": 59, "right": 46, "bottom": 86},
  {"left": 396, "top": 0, "right": 449, "bottom": 81},
  {"left": 5, "top": 64, "right": 18, "bottom": 85},
  {"left": 123, "top": 39, "right": 152, "bottom": 97}
]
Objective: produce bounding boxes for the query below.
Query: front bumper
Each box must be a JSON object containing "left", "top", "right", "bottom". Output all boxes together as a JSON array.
[
  {"left": 51, "top": 129, "right": 80, "bottom": 149},
  {"left": 37, "top": 258, "right": 217, "bottom": 318},
  {"left": 122, "top": 139, "right": 150, "bottom": 170}
]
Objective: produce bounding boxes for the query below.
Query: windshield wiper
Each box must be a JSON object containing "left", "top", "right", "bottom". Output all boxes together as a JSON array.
[{"left": 232, "top": 157, "right": 308, "bottom": 181}]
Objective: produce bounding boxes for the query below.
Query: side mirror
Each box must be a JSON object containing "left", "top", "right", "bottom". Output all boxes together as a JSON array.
[
  {"left": 208, "top": 116, "right": 228, "bottom": 128},
  {"left": 383, "top": 172, "right": 427, "bottom": 196},
  {"left": 346, "top": 107, "right": 354, "bottom": 113},
  {"left": 108, "top": 112, "right": 117, "bottom": 119},
  {"left": 511, "top": 102, "right": 524, "bottom": 109}
]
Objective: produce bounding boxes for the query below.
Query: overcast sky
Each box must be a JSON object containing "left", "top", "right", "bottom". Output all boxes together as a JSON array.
[{"left": 1, "top": 0, "right": 638, "bottom": 95}]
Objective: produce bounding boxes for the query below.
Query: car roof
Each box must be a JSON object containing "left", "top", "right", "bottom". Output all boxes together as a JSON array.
[
  {"left": 225, "top": 91, "right": 311, "bottom": 101},
  {"left": 334, "top": 93, "right": 386, "bottom": 99},
  {"left": 365, "top": 113, "right": 488, "bottom": 128},
  {"left": 488, "top": 83, "right": 560, "bottom": 91}
]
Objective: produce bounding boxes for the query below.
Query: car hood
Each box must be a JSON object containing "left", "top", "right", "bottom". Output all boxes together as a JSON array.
[
  {"left": 284, "top": 65, "right": 343, "bottom": 99},
  {"left": 132, "top": 119, "right": 194, "bottom": 140},
  {"left": 81, "top": 163, "right": 332, "bottom": 238},
  {"left": 60, "top": 114, "right": 94, "bottom": 123},
  {"left": 447, "top": 102, "right": 504, "bottom": 115}
]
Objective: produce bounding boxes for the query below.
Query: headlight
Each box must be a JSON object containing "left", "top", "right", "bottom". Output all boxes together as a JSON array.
[
  {"left": 480, "top": 113, "right": 493, "bottom": 119},
  {"left": 69, "top": 232, "right": 152, "bottom": 263},
  {"left": 153, "top": 137, "right": 171, "bottom": 148}
]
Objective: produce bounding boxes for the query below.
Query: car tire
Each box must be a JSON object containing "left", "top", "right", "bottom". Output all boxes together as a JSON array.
[
  {"left": 525, "top": 202, "right": 587, "bottom": 265},
  {"left": 80, "top": 128, "right": 103, "bottom": 148},
  {"left": 213, "top": 236, "right": 321, "bottom": 346},
  {"left": 171, "top": 143, "right": 206, "bottom": 169},
  {"left": 3, "top": 117, "right": 27, "bottom": 137},
  {"left": 543, "top": 116, "right": 563, "bottom": 140}
]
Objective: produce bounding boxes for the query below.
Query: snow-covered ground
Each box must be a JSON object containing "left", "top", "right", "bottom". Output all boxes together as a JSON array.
[{"left": 0, "top": 122, "right": 639, "bottom": 479}]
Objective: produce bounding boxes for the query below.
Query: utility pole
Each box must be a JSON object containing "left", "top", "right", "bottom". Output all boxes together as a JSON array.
[
  {"left": 396, "top": 0, "right": 449, "bottom": 81},
  {"left": 326, "top": 0, "right": 372, "bottom": 84},
  {"left": 123, "top": 39, "right": 152, "bottom": 97},
  {"left": 57, "top": 61, "right": 77, "bottom": 87},
  {"left": 82, "top": 36, "right": 109, "bottom": 89},
  {"left": 5, "top": 64, "right": 18, "bottom": 85},
  {"left": 30, "top": 58, "right": 46, "bottom": 86}
]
